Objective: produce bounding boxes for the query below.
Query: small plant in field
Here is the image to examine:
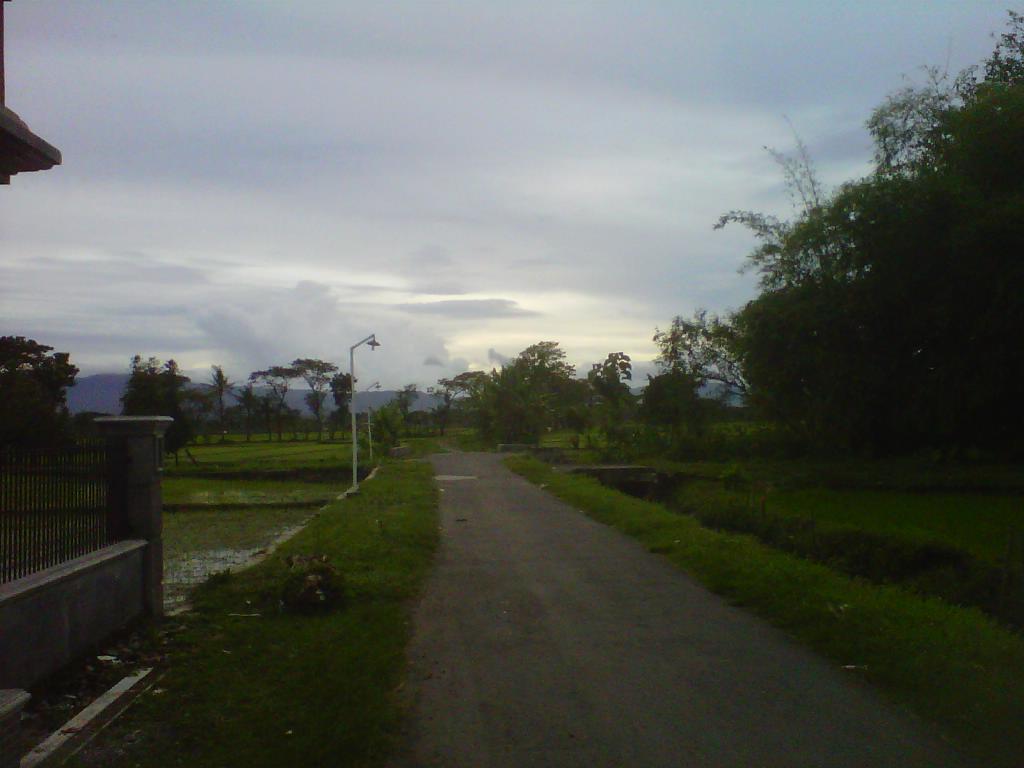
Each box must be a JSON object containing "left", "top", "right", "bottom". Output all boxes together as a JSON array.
[{"left": 280, "top": 554, "right": 346, "bottom": 613}]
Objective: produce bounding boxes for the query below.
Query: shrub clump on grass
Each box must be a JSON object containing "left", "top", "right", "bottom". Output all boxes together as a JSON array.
[{"left": 280, "top": 554, "right": 346, "bottom": 612}]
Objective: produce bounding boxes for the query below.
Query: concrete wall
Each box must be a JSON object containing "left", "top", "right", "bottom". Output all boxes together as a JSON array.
[{"left": 0, "top": 541, "right": 146, "bottom": 689}]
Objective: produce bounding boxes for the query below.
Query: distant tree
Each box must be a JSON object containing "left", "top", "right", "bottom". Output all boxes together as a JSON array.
[
  {"left": 249, "top": 366, "right": 297, "bottom": 441},
  {"left": 181, "top": 388, "right": 215, "bottom": 442},
  {"left": 640, "top": 369, "right": 706, "bottom": 443},
  {"left": 303, "top": 392, "right": 322, "bottom": 438},
  {"left": 468, "top": 342, "right": 578, "bottom": 444},
  {"left": 0, "top": 336, "right": 78, "bottom": 449},
  {"left": 563, "top": 405, "right": 589, "bottom": 450},
  {"left": 429, "top": 373, "right": 487, "bottom": 436},
  {"left": 120, "top": 356, "right": 163, "bottom": 414},
  {"left": 427, "top": 383, "right": 455, "bottom": 436},
  {"left": 292, "top": 358, "right": 338, "bottom": 440},
  {"left": 653, "top": 311, "right": 747, "bottom": 398},
  {"left": 232, "top": 382, "right": 258, "bottom": 442},
  {"left": 373, "top": 403, "right": 403, "bottom": 449},
  {"left": 209, "top": 365, "right": 234, "bottom": 440},
  {"left": 394, "top": 384, "right": 419, "bottom": 424},
  {"left": 256, "top": 393, "right": 275, "bottom": 441},
  {"left": 329, "top": 372, "right": 353, "bottom": 436},
  {"left": 121, "top": 356, "right": 193, "bottom": 456},
  {"left": 429, "top": 371, "right": 487, "bottom": 437},
  {"left": 588, "top": 352, "right": 635, "bottom": 448}
]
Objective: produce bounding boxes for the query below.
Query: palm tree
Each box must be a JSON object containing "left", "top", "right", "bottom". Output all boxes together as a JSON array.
[{"left": 210, "top": 365, "right": 234, "bottom": 441}]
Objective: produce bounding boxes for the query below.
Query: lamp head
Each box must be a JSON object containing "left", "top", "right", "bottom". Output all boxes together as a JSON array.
[{"left": 368, "top": 336, "right": 381, "bottom": 350}]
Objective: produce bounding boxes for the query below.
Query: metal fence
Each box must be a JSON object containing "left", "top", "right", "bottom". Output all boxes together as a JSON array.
[{"left": 0, "top": 441, "right": 113, "bottom": 584}]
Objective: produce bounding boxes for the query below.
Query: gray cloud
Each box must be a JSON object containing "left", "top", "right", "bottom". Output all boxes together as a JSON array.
[
  {"left": 410, "top": 281, "right": 468, "bottom": 296},
  {"left": 488, "top": 348, "right": 510, "bottom": 366},
  {"left": 1, "top": 1, "right": 1011, "bottom": 380},
  {"left": 423, "top": 355, "right": 445, "bottom": 367},
  {"left": 397, "top": 299, "right": 540, "bottom": 319}
]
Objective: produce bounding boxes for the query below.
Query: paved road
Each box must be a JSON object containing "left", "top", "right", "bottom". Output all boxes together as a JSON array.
[{"left": 393, "top": 452, "right": 969, "bottom": 767}]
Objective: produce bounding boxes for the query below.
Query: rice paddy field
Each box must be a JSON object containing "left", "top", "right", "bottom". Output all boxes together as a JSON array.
[{"left": 160, "top": 440, "right": 358, "bottom": 610}]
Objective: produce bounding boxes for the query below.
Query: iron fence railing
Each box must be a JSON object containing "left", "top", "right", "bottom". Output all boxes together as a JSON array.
[{"left": 0, "top": 441, "right": 113, "bottom": 584}]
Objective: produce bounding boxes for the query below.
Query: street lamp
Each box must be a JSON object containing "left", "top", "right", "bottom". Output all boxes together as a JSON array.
[{"left": 349, "top": 334, "right": 380, "bottom": 491}]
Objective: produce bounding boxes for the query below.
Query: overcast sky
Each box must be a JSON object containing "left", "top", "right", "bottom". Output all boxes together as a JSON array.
[{"left": 0, "top": 1, "right": 1010, "bottom": 387}]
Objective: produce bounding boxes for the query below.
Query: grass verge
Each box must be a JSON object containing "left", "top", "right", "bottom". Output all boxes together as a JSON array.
[
  {"left": 71, "top": 460, "right": 439, "bottom": 768},
  {"left": 507, "top": 455, "right": 1024, "bottom": 766}
]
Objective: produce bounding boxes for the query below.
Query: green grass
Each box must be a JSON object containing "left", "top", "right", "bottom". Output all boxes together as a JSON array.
[
  {"left": 648, "top": 456, "right": 1024, "bottom": 492},
  {"left": 507, "top": 455, "right": 1024, "bottom": 766},
  {"left": 74, "top": 461, "right": 439, "bottom": 768},
  {"left": 670, "top": 479, "right": 1023, "bottom": 566},
  {"left": 167, "top": 441, "right": 354, "bottom": 474},
  {"left": 162, "top": 477, "right": 342, "bottom": 507},
  {"left": 767, "top": 488, "right": 1023, "bottom": 564}
]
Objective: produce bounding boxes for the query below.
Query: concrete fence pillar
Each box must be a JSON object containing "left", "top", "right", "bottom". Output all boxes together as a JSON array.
[{"left": 94, "top": 416, "right": 172, "bottom": 618}]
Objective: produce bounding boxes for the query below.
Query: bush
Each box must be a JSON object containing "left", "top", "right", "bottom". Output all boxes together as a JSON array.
[{"left": 280, "top": 555, "right": 346, "bottom": 613}]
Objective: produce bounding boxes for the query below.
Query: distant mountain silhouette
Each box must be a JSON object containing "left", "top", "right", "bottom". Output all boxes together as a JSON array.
[
  {"left": 66, "top": 373, "right": 442, "bottom": 416},
  {"left": 66, "top": 373, "right": 128, "bottom": 414}
]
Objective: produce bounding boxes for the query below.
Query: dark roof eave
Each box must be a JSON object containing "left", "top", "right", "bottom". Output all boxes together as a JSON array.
[{"left": 0, "top": 105, "right": 62, "bottom": 176}]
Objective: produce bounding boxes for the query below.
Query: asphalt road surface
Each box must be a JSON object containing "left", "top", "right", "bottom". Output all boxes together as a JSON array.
[{"left": 392, "top": 452, "right": 969, "bottom": 768}]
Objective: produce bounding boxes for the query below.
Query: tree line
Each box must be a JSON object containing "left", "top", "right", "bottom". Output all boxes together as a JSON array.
[
  {"left": 702, "top": 12, "right": 1024, "bottom": 456},
  {"left": 118, "top": 357, "right": 356, "bottom": 453}
]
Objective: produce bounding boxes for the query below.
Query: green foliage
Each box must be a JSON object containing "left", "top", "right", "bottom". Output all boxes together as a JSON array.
[
  {"left": 0, "top": 336, "right": 77, "bottom": 448},
  {"left": 393, "top": 383, "right": 418, "bottom": 424},
  {"left": 249, "top": 366, "right": 298, "bottom": 442},
  {"left": 292, "top": 358, "right": 338, "bottom": 437},
  {"left": 121, "top": 355, "right": 193, "bottom": 453},
  {"left": 475, "top": 362, "right": 545, "bottom": 444},
  {"left": 718, "top": 13, "right": 1024, "bottom": 455},
  {"left": 429, "top": 371, "right": 485, "bottom": 436},
  {"left": 640, "top": 369, "right": 705, "bottom": 441},
  {"left": 373, "top": 403, "right": 403, "bottom": 449},
  {"left": 653, "top": 310, "right": 747, "bottom": 397},
  {"left": 587, "top": 352, "right": 635, "bottom": 449},
  {"left": 209, "top": 365, "right": 233, "bottom": 438},
  {"left": 469, "top": 342, "right": 579, "bottom": 445}
]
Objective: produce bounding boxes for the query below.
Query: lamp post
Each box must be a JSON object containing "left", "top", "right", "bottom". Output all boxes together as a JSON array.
[
  {"left": 349, "top": 334, "right": 380, "bottom": 491},
  {"left": 363, "top": 381, "right": 381, "bottom": 462}
]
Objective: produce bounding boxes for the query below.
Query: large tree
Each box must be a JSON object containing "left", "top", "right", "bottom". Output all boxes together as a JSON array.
[
  {"left": 121, "top": 356, "right": 193, "bottom": 455},
  {"left": 718, "top": 12, "right": 1024, "bottom": 454},
  {"left": 430, "top": 371, "right": 487, "bottom": 436},
  {"left": 470, "top": 342, "right": 578, "bottom": 444},
  {"left": 249, "top": 366, "right": 297, "bottom": 441},
  {"left": 0, "top": 336, "right": 78, "bottom": 449},
  {"left": 587, "top": 352, "right": 635, "bottom": 448},
  {"left": 653, "top": 311, "right": 747, "bottom": 399},
  {"left": 292, "top": 358, "right": 338, "bottom": 440}
]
